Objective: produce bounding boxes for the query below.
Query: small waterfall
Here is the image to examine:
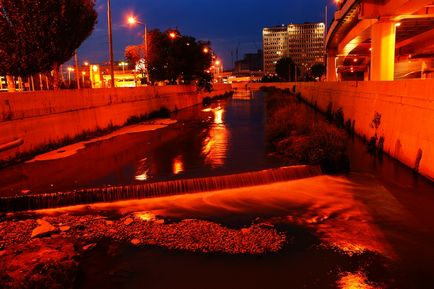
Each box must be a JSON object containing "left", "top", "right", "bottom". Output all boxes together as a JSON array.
[{"left": 0, "top": 165, "right": 321, "bottom": 212}]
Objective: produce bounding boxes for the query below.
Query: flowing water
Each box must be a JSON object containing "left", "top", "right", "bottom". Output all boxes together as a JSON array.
[
  {"left": 1, "top": 90, "right": 434, "bottom": 288},
  {"left": 0, "top": 93, "right": 281, "bottom": 197}
]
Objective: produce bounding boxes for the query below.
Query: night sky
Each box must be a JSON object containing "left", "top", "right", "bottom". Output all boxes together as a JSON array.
[{"left": 77, "top": 0, "right": 337, "bottom": 69}]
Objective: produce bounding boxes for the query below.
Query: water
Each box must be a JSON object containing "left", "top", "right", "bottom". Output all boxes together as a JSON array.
[
  {"left": 2, "top": 90, "right": 434, "bottom": 288},
  {"left": 0, "top": 93, "right": 281, "bottom": 196},
  {"left": 0, "top": 165, "right": 321, "bottom": 211}
]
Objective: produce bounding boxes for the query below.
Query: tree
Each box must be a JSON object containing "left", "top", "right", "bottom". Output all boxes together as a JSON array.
[
  {"left": 310, "top": 63, "right": 326, "bottom": 80},
  {"left": 134, "top": 29, "right": 213, "bottom": 90},
  {"left": 125, "top": 45, "right": 145, "bottom": 69},
  {"left": 275, "top": 57, "right": 299, "bottom": 82},
  {"left": 0, "top": 0, "right": 97, "bottom": 90}
]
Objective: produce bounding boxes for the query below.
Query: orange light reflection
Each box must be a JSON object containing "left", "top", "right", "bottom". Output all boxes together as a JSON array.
[
  {"left": 201, "top": 107, "right": 229, "bottom": 168},
  {"left": 172, "top": 155, "right": 184, "bottom": 175},
  {"left": 338, "top": 272, "right": 381, "bottom": 289},
  {"left": 135, "top": 158, "right": 150, "bottom": 181}
]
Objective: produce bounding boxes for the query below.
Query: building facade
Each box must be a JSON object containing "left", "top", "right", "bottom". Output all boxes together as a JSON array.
[
  {"left": 262, "top": 26, "right": 288, "bottom": 74},
  {"left": 263, "top": 22, "right": 325, "bottom": 75},
  {"left": 234, "top": 50, "right": 263, "bottom": 72},
  {"left": 287, "top": 23, "right": 325, "bottom": 75}
]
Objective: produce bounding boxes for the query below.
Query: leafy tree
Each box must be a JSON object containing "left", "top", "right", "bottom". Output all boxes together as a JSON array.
[
  {"left": 134, "top": 29, "right": 213, "bottom": 90},
  {"left": 310, "top": 63, "right": 326, "bottom": 79},
  {"left": 0, "top": 0, "right": 97, "bottom": 90},
  {"left": 125, "top": 45, "right": 145, "bottom": 69},
  {"left": 275, "top": 57, "right": 299, "bottom": 82}
]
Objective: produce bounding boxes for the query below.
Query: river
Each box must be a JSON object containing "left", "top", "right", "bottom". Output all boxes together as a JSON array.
[{"left": 1, "top": 90, "right": 434, "bottom": 288}]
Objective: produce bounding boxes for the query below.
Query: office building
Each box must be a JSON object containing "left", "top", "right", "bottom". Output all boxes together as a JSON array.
[{"left": 263, "top": 22, "right": 325, "bottom": 75}]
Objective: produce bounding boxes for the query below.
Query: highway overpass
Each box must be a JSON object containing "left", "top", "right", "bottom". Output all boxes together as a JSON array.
[{"left": 327, "top": 0, "right": 434, "bottom": 81}]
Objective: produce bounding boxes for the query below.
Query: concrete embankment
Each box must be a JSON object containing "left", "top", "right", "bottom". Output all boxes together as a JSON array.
[
  {"left": 0, "top": 84, "right": 231, "bottom": 161},
  {"left": 242, "top": 81, "right": 434, "bottom": 181}
]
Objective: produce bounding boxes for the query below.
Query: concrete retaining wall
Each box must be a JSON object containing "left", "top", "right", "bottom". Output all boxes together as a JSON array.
[
  {"left": 0, "top": 84, "right": 231, "bottom": 160},
  {"left": 243, "top": 81, "right": 434, "bottom": 181}
]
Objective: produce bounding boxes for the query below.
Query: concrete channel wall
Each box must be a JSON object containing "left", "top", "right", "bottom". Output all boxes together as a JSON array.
[
  {"left": 244, "top": 81, "right": 434, "bottom": 181},
  {"left": 0, "top": 84, "right": 232, "bottom": 160}
]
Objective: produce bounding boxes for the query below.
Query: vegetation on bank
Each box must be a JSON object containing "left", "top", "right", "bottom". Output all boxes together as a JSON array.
[
  {"left": 263, "top": 87, "right": 349, "bottom": 173},
  {"left": 202, "top": 91, "right": 234, "bottom": 106}
]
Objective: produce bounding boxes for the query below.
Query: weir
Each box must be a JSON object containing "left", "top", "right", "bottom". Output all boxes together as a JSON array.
[{"left": 0, "top": 165, "right": 321, "bottom": 212}]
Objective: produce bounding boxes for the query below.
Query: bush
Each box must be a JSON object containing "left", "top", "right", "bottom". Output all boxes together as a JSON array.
[{"left": 265, "top": 91, "right": 349, "bottom": 173}]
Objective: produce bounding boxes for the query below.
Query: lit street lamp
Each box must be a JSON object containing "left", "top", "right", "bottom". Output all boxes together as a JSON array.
[
  {"left": 127, "top": 15, "right": 150, "bottom": 84},
  {"left": 119, "top": 62, "right": 128, "bottom": 74},
  {"left": 67, "top": 67, "right": 74, "bottom": 86}
]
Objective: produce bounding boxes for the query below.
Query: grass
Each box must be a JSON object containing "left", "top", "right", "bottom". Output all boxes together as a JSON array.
[{"left": 265, "top": 88, "right": 349, "bottom": 173}]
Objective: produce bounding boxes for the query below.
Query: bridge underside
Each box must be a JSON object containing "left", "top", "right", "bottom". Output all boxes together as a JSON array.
[{"left": 327, "top": 0, "right": 434, "bottom": 81}]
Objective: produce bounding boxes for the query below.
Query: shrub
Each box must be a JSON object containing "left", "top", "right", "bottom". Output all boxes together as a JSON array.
[{"left": 265, "top": 91, "right": 349, "bottom": 173}]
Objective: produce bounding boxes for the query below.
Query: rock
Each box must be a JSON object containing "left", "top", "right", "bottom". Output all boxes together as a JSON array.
[
  {"left": 124, "top": 218, "right": 134, "bottom": 225},
  {"left": 60, "top": 226, "right": 71, "bottom": 232},
  {"left": 241, "top": 228, "right": 251, "bottom": 234},
  {"left": 134, "top": 212, "right": 157, "bottom": 222},
  {"left": 130, "top": 239, "right": 141, "bottom": 245},
  {"left": 82, "top": 243, "right": 96, "bottom": 251},
  {"left": 0, "top": 238, "right": 77, "bottom": 289},
  {"left": 31, "top": 219, "right": 58, "bottom": 238}
]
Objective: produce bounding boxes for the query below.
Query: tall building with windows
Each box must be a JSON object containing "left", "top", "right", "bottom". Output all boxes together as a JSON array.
[
  {"left": 287, "top": 22, "right": 325, "bottom": 74},
  {"left": 262, "top": 26, "right": 288, "bottom": 74},
  {"left": 263, "top": 22, "right": 325, "bottom": 75}
]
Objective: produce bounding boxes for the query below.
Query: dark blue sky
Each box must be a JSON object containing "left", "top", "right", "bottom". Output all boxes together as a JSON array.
[{"left": 77, "top": 0, "right": 337, "bottom": 69}]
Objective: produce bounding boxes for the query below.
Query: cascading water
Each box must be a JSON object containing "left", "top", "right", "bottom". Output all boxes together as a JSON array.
[{"left": 0, "top": 165, "right": 321, "bottom": 212}]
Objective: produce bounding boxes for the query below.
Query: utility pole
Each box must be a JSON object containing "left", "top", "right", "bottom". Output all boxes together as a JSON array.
[
  {"left": 74, "top": 51, "right": 80, "bottom": 89},
  {"left": 107, "top": 0, "right": 115, "bottom": 88},
  {"left": 144, "top": 24, "right": 150, "bottom": 83}
]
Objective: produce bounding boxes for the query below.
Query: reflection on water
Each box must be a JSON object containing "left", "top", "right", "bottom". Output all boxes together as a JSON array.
[
  {"left": 0, "top": 94, "right": 279, "bottom": 195},
  {"left": 201, "top": 107, "right": 229, "bottom": 168},
  {"left": 338, "top": 272, "right": 381, "bottom": 289},
  {"left": 172, "top": 155, "right": 184, "bottom": 175},
  {"left": 135, "top": 158, "right": 150, "bottom": 181}
]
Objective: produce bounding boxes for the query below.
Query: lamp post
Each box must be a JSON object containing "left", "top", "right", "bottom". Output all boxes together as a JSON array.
[
  {"left": 67, "top": 67, "right": 74, "bottom": 87},
  {"left": 119, "top": 62, "right": 128, "bottom": 74},
  {"left": 127, "top": 16, "right": 150, "bottom": 84},
  {"left": 107, "top": 0, "right": 115, "bottom": 88}
]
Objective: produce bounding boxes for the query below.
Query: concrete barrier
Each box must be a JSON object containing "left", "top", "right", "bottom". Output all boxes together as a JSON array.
[
  {"left": 0, "top": 84, "right": 231, "bottom": 160},
  {"left": 242, "top": 81, "right": 434, "bottom": 181}
]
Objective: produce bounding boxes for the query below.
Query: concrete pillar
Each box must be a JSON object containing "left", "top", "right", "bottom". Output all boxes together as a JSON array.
[
  {"left": 326, "top": 51, "right": 337, "bottom": 81},
  {"left": 371, "top": 20, "right": 396, "bottom": 81}
]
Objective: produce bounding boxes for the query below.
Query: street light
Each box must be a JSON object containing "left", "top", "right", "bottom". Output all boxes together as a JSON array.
[
  {"left": 127, "top": 15, "right": 150, "bottom": 84},
  {"left": 119, "top": 62, "right": 128, "bottom": 73},
  {"left": 67, "top": 67, "right": 74, "bottom": 86}
]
